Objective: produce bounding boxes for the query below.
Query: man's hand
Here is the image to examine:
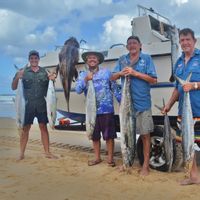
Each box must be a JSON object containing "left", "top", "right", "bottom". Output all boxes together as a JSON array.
[
  {"left": 48, "top": 72, "right": 57, "bottom": 81},
  {"left": 85, "top": 72, "right": 93, "bottom": 82},
  {"left": 16, "top": 70, "right": 24, "bottom": 79},
  {"left": 121, "top": 67, "right": 138, "bottom": 77},
  {"left": 182, "top": 82, "right": 194, "bottom": 92}
]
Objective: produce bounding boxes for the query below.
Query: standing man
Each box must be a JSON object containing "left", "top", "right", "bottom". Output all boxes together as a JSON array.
[
  {"left": 12, "top": 50, "right": 57, "bottom": 160},
  {"left": 112, "top": 36, "right": 157, "bottom": 176},
  {"left": 163, "top": 28, "right": 200, "bottom": 185},
  {"left": 76, "top": 51, "right": 121, "bottom": 167}
]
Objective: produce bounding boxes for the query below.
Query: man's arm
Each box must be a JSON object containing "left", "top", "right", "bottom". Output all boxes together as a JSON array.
[
  {"left": 11, "top": 70, "right": 24, "bottom": 90},
  {"left": 162, "top": 88, "right": 179, "bottom": 113}
]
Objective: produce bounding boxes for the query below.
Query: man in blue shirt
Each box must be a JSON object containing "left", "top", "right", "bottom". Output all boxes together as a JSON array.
[
  {"left": 76, "top": 51, "right": 121, "bottom": 167},
  {"left": 163, "top": 28, "right": 200, "bottom": 185},
  {"left": 112, "top": 36, "right": 157, "bottom": 176}
]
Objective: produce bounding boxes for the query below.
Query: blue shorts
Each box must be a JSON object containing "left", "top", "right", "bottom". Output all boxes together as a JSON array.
[
  {"left": 92, "top": 113, "right": 117, "bottom": 141},
  {"left": 24, "top": 110, "right": 48, "bottom": 125}
]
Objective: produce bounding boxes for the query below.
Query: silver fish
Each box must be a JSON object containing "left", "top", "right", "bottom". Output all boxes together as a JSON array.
[
  {"left": 155, "top": 99, "right": 173, "bottom": 172},
  {"left": 15, "top": 78, "right": 25, "bottom": 135},
  {"left": 45, "top": 80, "right": 57, "bottom": 129},
  {"left": 119, "top": 76, "right": 136, "bottom": 168},
  {"left": 86, "top": 80, "right": 96, "bottom": 140},
  {"left": 175, "top": 73, "right": 195, "bottom": 171},
  {"left": 59, "top": 37, "right": 79, "bottom": 111}
]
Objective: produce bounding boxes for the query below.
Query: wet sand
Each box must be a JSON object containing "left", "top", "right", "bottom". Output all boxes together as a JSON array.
[{"left": 0, "top": 117, "right": 200, "bottom": 200}]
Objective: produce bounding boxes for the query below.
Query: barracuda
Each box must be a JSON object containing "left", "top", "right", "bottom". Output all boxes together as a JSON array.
[
  {"left": 119, "top": 76, "right": 136, "bottom": 168},
  {"left": 155, "top": 99, "right": 173, "bottom": 172},
  {"left": 175, "top": 74, "right": 195, "bottom": 172}
]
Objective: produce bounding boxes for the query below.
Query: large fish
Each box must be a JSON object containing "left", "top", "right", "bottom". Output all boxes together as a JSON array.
[
  {"left": 175, "top": 73, "right": 200, "bottom": 172},
  {"left": 45, "top": 80, "right": 57, "bottom": 129},
  {"left": 119, "top": 76, "right": 136, "bottom": 168},
  {"left": 155, "top": 99, "right": 173, "bottom": 172},
  {"left": 15, "top": 78, "right": 26, "bottom": 135},
  {"left": 86, "top": 80, "right": 96, "bottom": 140},
  {"left": 59, "top": 37, "right": 79, "bottom": 111}
]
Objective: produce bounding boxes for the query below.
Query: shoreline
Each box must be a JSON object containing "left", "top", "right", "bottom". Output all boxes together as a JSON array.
[{"left": 0, "top": 117, "right": 200, "bottom": 200}]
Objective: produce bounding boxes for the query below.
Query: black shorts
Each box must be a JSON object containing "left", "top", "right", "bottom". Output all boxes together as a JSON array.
[
  {"left": 24, "top": 110, "right": 48, "bottom": 125},
  {"left": 92, "top": 113, "right": 117, "bottom": 141}
]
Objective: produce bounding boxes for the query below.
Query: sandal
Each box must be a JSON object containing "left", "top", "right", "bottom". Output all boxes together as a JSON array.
[
  {"left": 107, "top": 161, "right": 116, "bottom": 167},
  {"left": 88, "top": 159, "right": 102, "bottom": 166}
]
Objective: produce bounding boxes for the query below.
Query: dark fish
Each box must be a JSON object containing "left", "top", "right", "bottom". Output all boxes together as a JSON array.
[
  {"left": 155, "top": 98, "right": 173, "bottom": 172},
  {"left": 59, "top": 37, "right": 79, "bottom": 111}
]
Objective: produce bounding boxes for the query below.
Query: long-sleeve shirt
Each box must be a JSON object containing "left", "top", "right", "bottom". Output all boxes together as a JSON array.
[{"left": 75, "top": 68, "right": 121, "bottom": 114}]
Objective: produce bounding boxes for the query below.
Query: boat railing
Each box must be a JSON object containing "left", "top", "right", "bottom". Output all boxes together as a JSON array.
[{"left": 137, "top": 4, "right": 171, "bottom": 26}]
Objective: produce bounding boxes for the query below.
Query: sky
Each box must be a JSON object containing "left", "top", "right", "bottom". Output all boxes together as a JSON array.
[{"left": 1, "top": 0, "right": 200, "bottom": 94}]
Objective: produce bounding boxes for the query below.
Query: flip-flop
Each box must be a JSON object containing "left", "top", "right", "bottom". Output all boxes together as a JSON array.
[
  {"left": 88, "top": 159, "right": 102, "bottom": 166},
  {"left": 107, "top": 161, "right": 116, "bottom": 167}
]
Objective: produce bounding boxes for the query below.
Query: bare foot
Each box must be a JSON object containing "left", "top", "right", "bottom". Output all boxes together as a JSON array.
[
  {"left": 139, "top": 167, "right": 149, "bottom": 176},
  {"left": 45, "top": 153, "right": 58, "bottom": 159},
  {"left": 117, "top": 165, "right": 125, "bottom": 172},
  {"left": 180, "top": 177, "right": 200, "bottom": 185},
  {"left": 16, "top": 155, "right": 24, "bottom": 161},
  {"left": 117, "top": 165, "right": 132, "bottom": 174}
]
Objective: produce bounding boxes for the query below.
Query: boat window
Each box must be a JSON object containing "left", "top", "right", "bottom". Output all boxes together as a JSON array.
[{"left": 149, "top": 15, "right": 171, "bottom": 39}]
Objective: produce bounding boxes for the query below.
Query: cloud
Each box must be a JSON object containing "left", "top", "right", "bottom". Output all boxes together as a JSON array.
[
  {"left": 100, "top": 15, "right": 132, "bottom": 48},
  {"left": 170, "top": 0, "right": 189, "bottom": 6}
]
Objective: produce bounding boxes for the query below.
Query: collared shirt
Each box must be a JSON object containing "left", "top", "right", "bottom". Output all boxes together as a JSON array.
[
  {"left": 174, "top": 48, "right": 200, "bottom": 117},
  {"left": 19, "top": 66, "right": 49, "bottom": 113},
  {"left": 113, "top": 52, "right": 157, "bottom": 112},
  {"left": 75, "top": 68, "right": 121, "bottom": 114}
]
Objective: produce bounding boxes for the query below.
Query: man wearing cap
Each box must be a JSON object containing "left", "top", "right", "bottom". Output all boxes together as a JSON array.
[
  {"left": 12, "top": 50, "right": 57, "bottom": 160},
  {"left": 112, "top": 36, "right": 157, "bottom": 175},
  {"left": 76, "top": 51, "right": 121, "bottom": 167}
]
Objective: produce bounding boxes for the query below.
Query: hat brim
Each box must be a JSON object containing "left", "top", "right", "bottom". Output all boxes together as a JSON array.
[{"left": 82, "top": 51, "right": 104, "bottom": 64}]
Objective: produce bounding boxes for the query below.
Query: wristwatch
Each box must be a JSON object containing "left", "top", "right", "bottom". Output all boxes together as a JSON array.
[{"left": 194, "top": 82, "right": 198, "bottom": 90}]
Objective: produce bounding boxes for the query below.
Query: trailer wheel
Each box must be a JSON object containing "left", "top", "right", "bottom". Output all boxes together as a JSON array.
[{"left": 137, "top": 125, "right": 176, "bottom": 172}]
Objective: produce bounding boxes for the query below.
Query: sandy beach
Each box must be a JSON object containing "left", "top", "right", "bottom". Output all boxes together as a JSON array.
[{"left": 0, "top": 117, "right": 200, "bottom": 200}]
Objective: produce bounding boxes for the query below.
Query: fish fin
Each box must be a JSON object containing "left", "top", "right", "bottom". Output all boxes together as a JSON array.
[
  {"left": 154, "top": 104, "right": 162, "bottom": 111},
  {"left": 162, "top": 98, "right": 165, "bottom": 107},
  {"left": 174, "top": 72, "right": 192, "bottom": 85}
]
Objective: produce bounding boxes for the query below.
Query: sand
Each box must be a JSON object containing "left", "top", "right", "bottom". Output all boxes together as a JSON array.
[{"left": 0, "top": 117, "right": 200, "bottom": 200}]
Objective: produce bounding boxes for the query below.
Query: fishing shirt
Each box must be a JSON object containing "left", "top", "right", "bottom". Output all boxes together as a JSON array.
[
  {"left": 75, "top": 68, "right": 121, "bottom": 114},
  {"left": 14, "top": 67, "right": 49, "bottom": 113},
  {"left": 113, "top": 52, "right": 157, "bottom": 112},
  {"left": 174, "top": 48, "right": 200, "bottom": 117}
]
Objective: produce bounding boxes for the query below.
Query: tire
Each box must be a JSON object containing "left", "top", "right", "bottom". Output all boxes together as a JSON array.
[{"left": 137, "top": 125, "right": 176, "bottom": 172}]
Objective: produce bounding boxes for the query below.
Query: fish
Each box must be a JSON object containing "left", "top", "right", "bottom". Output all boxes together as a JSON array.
[
  {"left": 45, "top": 80, "right": 57, "bottom": 129},
  {"left": 85, "top": 80, "right": 96, "bottom": 140},
  {"left": 59, "top": 37, "right": 79, "bottom": 111},
  {"left": 174, "top": 73, "right": 199, "bottom": 173},
  {"left": 119, "top": 76, "right": 136, "bottom": 169},
  {"left": 15, "top": 78, "right": 26, "bottom": 135},
  {"left": 155, "top": 99, "right": 173, "bottom": 172}
]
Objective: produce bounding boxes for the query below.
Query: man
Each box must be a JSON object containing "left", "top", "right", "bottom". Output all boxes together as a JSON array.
[
  {"left": 12, "top": 50, "right": 57, "bottom": 160},
  {"left": 76, "top": 51, "right": 121, "bottom": 167},
  {"left": 112, "top": 36, "right": 157, "bottom": 176},
  {"left": 163, "top": 28, "right": 200, "bottom": 185}
]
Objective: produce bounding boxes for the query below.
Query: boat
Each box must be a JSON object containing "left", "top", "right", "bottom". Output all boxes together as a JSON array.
[{"left": 39, "top": 5, "right": 200, "bottom": 171}]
